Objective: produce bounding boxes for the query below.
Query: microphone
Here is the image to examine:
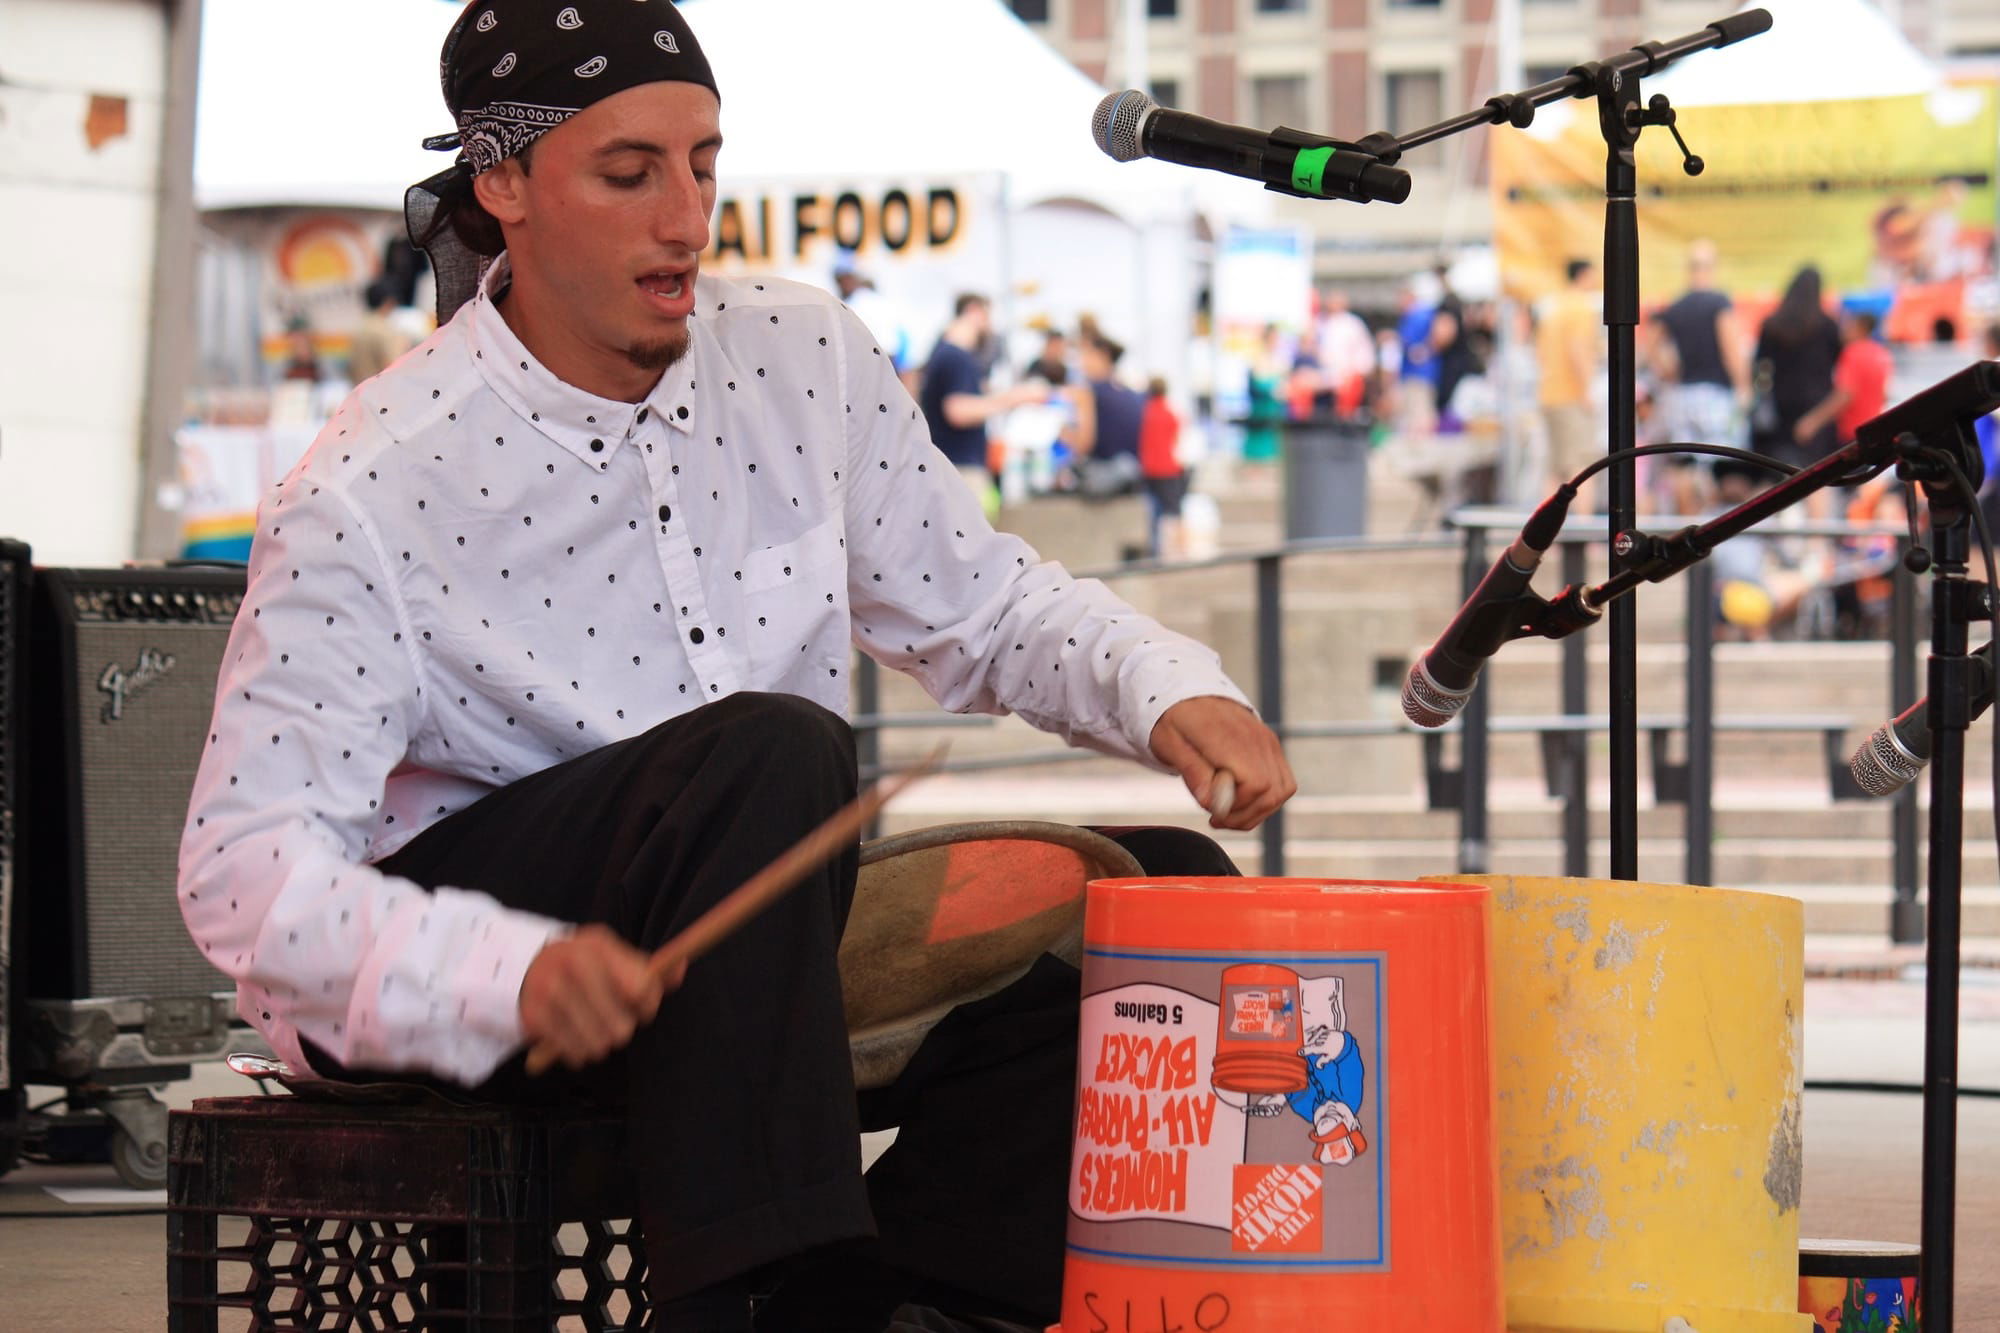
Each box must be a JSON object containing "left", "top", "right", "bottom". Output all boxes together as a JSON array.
[
  {"left": 1092, "top": 90, "right": 1411, "bottom": 205},
  {"left": 1848, "top": 642, "right": 1995, "bottom": 796},
  {"left": 1402, "top": 487, "right": 1582, "bottom": 728}
]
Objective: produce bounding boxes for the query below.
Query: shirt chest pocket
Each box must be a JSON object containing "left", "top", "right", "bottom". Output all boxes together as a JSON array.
[
  {"left": 737, "top": 519, "right": 845, "bottom": 595},
  {"left": 735, "top": 520, "right": 847, "bottom": 678}
]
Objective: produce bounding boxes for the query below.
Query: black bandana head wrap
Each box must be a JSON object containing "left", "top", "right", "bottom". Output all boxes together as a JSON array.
[{"left": 406, "top": 0, "right": 719, "bottom": 322}]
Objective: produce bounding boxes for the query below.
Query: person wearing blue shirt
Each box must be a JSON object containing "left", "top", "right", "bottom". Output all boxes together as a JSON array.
[
  {"left": 1062, "top": 334, "right": 1146, "bottom": 498},
  {"left": 917, "top": 293, "right": 1044, "bottom": 509}
]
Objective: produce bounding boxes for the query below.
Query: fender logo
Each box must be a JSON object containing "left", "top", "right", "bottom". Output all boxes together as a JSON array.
[{"left": 98, "top": 648, "right": 176, "bottom": 723}]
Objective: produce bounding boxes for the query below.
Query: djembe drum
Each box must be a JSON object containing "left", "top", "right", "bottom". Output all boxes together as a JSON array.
[{"left": 842, "top": 820, "right": 1142, "bottom": 1089}]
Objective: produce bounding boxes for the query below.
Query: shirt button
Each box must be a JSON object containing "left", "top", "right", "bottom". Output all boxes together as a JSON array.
[
  {"left": 658, "top": 504, "right": 671, "bottom": 522},
  {"left": 589, "top": 439, "right": 604, "bottom": 453},
  {"left": 676, "top": 406, "right": 689, "bottom": 420},
  {"left": 637, "top": 407, "right": 650, "bottom": 424},
  {"left": 689, "top": 627, "right": 705, "bottom": 644}
]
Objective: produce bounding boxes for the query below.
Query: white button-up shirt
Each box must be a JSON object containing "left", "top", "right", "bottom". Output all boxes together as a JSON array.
[{"left": 180, "top": 260, "right": 1249, "bottom": 1085}]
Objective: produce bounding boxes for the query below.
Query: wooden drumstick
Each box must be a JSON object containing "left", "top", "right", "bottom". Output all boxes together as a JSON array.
[
  {"left": 525, "top": 743, "right": 945, "bottom": 1076},
  {"left": 1207, "top": 769, "right": 1237, "bottom": 821}
]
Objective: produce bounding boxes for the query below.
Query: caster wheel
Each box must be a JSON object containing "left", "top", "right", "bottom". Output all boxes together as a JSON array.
[{"left": 111, "top": 1124, "right": 168, "bottom": 1191}]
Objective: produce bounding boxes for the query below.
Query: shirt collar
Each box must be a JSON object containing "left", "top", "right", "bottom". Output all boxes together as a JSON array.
[{"left": 464, "top": 255, "right": 691, "bottom": 468}]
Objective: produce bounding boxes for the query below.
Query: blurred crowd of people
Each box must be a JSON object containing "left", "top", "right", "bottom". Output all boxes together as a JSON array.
[
  {"left": 829, "top": 258, "right": 1204, "bottom": 562},
  {"left": 1538, "top": 246, "right": 1997, "bottom": 642},
  {"left": 1189, "top": 241, "right": 2000, "bottom": 645},
  {"left": 1632, "top": 250, "right": 1996, "bottom": 643}
]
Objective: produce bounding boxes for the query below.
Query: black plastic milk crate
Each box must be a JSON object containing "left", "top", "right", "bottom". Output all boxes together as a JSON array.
[{"left": 166, "top": 1096, "right": 651, "bottom": 1331}]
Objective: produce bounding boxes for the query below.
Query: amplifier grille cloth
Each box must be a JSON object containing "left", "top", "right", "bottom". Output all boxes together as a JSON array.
[{"left": 71, "top": 618, "right": 231, "bottom": 997}]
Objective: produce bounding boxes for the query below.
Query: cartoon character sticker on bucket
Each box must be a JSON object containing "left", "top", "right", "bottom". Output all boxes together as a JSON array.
[
  {"left": 1212, "top": 966, "right": 1370, "bottom": 1172},
  {"left": 1295, "top": 974, "right": 1369, "bottom": 1169},
  {"left": 1068, "top": 950, "right": 1388, "bottom": 1272}
]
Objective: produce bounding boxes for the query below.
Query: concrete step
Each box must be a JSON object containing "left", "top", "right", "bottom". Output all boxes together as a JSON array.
[
  {"left": 876, "top": 806, "right": 1996, "bottom": 887},
  {"left": 859, "top": 640, "right": 1958, "bottom": 789},
  {"left": 1259, "top": 836, "right": 1996, "bottom": 887},
  {"left": 861, "top": 708, "right": 1927, "bottom": 790},
  {"left": 1204, "top": 451, "right": 1468, "bottom": 538},
  {"left": 868, "top": 769, "right": 1990, "bottom": 931},
  {"left": 1194, "top": 841, "right": 2000, "bottom": 932},
  {"left": 1479, "top": 639, "right": 1915, "bottom": 715},
  {"left": 1218, "top": 522, "right": 1283, "bottom": 552},
  {"left": 860, "top": 637, "right": 1917, "bottom": 710},
  {"left": 881, "top": 798, "right": 1949, "bottom": 844}
]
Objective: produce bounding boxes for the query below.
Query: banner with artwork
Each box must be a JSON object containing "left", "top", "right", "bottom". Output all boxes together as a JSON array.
[{"left": 1491, "top": 87, "right": 1998, "bottom": 333}]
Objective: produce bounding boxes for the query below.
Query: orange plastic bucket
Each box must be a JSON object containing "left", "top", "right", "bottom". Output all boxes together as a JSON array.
[{"left": 1054, "top": 877, "right": 1502, "bottom": 1331}]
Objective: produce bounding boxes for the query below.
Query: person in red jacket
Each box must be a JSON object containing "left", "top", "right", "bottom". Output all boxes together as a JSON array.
[
  {"left": 1139, "top": 377, "right": 1186, "bottom": 558},
  {"left": 1796, "top": 309, "right": 1894, "bottom": 448}
]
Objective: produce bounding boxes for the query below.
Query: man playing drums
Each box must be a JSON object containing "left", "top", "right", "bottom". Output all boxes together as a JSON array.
[{"left": 177, "top": 3, "right": 1293, "bottom": 1328}]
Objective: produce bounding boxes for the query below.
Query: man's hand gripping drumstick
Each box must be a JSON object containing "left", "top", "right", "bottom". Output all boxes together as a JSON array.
[
  {"left": 1207, "top": 770, "right": 1237, "bottom": 822},
  {"left": 519, "top": 746, "right": 945, "bottom": 1076},
  {"left": 1148, "top": 696, "right": 1295, "bottom": 830}
]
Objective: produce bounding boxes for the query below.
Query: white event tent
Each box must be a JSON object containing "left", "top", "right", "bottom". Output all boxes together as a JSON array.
[
  {"left": 1514, "top": 0, "right": 1948, "bottom": 152},
  {"left": 675, "top": 0, "right": 1228, "bottom": 218},
  {"left": 194, "top": 0, "right": 1257, "bottom": 381},
  {"left": 194, "top": 0, "right": 463, "bottom": 213},
  {"left": 1644, "top": 0, "right": 1941, "bottom": 107}
]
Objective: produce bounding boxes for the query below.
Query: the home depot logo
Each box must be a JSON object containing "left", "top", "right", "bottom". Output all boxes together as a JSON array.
[{"left": 1231, "top": 1163, "right": 1322, "bottom": 1253}]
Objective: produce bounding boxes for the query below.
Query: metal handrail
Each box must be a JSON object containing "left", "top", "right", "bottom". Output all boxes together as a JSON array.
[{"left": 852, "top": 516, "right": 1924, "bottom": 940}]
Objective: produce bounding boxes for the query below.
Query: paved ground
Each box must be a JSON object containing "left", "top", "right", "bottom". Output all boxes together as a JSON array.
[{"left": 0, "top": 970, "right": 1996, "bottom": 1330}]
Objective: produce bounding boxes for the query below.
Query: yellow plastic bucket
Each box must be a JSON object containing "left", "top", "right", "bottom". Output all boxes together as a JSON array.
[{"left": 1434, "top": 874, "right": 1812, "bottom": 1333}]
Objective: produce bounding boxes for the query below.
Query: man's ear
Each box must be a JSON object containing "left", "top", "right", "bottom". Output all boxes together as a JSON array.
[{"left": 472, "top": 159, "right": 530, "bottom": 227}]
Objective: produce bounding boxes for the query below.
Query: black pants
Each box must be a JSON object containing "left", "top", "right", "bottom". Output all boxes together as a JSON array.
[{"left": 330, "top": 692, "right": 1238, "bottom": 1325}]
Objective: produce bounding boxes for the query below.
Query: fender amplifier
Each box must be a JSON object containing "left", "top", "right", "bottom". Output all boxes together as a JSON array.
[{"left": 22, "top": 565, "right": 245, "bottom": 1000}]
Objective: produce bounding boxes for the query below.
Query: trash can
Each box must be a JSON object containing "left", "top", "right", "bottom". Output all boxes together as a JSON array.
[{"left": 1282, "top": 416, "right": 1371, "bottom": 540}]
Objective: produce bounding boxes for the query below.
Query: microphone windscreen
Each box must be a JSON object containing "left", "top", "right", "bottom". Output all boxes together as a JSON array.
[
  {"left": 1402, "top": 659, "right": 1473, "bottom": 729},
  {"left": 1849, "top": 727, "right": 1925, "bottom": 797},
  {"left": 1092, "top": 90, "right": 1156, "bottom": 162}
]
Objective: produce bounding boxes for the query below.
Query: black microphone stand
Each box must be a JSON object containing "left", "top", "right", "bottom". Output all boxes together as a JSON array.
[
  {"left": 1272, "top": 9, "right": 1999, "bottom": 1316},
  {"left": 1514, "top": 361, "right": 2000, "bottom": 1332},
  {"left": 1325, "top": 10, "right": 1773, "bottom": 878}
]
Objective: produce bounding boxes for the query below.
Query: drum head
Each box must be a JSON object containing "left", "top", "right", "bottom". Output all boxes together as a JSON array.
[
  {"left": 1798, "top": 1238, "right": 1921, "bottom": 1278},
  {"left": 841, "top": 821, "right": 1142, "bottom": 1089}
]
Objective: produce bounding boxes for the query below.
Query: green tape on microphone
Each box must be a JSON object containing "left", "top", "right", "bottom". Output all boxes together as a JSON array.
[{"left": 1290, "top": 145, "right": 1336, "bottom": 197}]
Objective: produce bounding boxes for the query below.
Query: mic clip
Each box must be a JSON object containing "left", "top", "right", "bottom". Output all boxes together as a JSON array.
[
  {"left": 1612, "top": 524, "right": 1707, "bottom": 585},
  {"left": 1478, "top": 589, "right": 1573, "bottom": 652},
  {"left": 1264, "top": 126, "right": 1395, "bottom": 204},
  {"left": 1538, "top": 584, "right": 1606, "bottom": 639}
]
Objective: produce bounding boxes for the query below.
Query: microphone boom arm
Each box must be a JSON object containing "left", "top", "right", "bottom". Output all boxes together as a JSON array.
[
  {"left": 1376, "top": 9, "right": 1774, "bottom": 161},
  {"left": 1446, "top": 436, "right": 1909, "bottom": 655},
  {"left": 1564, "top": 361, "right": 2000, "bottom": 623}
]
